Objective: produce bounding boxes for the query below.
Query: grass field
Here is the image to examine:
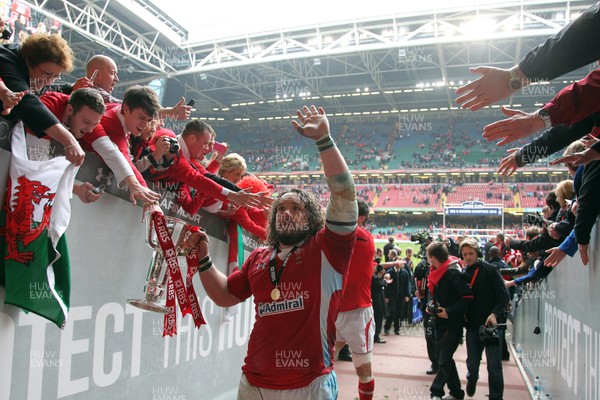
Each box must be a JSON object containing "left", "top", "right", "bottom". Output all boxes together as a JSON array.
[{"left": 374, "top": 239, "right": 425, "bottom": 267}]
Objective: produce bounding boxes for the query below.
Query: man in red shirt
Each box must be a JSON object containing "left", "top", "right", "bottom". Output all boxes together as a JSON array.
[
  {"left": 37, "top": 88, "right": 159, "bottom": 206},
  {"left": 335, "top": 198, "right": 376, "bottom": 400},
  {"left": 186, "top": 105, "right": 357, "bottom": 399},
  {"left": 143, "top": 120, "right": 268, "bottom": 212},
  {"left": 95, "top": 85, "right": 163, "bottom": 215}
]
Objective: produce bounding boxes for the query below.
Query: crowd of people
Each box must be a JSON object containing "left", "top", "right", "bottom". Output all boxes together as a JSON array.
[{"left": 1, "top": 2, "right": 600, "bottom": 399}]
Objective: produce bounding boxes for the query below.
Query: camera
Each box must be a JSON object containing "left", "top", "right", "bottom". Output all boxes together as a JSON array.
[
  {"left": 1, "top": 28, "right": 12, "bottom": 40},
  {"left": 478, "top": 323, "right": 506, "bottom": 345},
  {"left": 163, "top": 137, "right": 180, "bottom": 154},
  {"left": 411, "top": 231, "right": 432, "bottom": 259},
  {"left": 426, "top": 300, "right": 438, "bottom": 315}
]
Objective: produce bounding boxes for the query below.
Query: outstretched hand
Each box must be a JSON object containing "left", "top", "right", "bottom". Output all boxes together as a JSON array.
[
  {"left": 550, "top": 148, "right": 600, "bottom": 168},
  {"left": 292, "top": 105, "right": 330, "bottom": 140},
  {"left": 455, "top": 66, "right": 515, "bottom": 110},
  {"left": 483, "top": 106, "right": 544, "bottom": 146}
]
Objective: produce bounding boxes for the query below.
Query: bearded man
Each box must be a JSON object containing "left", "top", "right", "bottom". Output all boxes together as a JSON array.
[{"left": 187, "top": 105, "right": 358, "bottom": 400}]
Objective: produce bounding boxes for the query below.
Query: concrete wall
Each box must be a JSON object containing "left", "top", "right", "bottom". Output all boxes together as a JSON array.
[{"left": 512, "top": 225, "right": 599, "bottom": 400}]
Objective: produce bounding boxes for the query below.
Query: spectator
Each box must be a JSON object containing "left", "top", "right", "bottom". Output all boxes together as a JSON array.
[
  {"left": 36, "top": 88, "right": 159, "bottom": 206},
  {"left": 383, "top": 237, "right": 395, "bottom": 262},
  {"left": 0, "top": 33, "right": 84, "bottom": 165},
  {"left": 456, "top": 2, "right": 600, "bottom": 110}
]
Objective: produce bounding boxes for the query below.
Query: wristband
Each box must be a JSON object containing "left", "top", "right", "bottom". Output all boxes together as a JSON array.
[
  {"left": 63, "top": 143, "right": 80, "bottom": 151},
  {"left": 316, "top": 134, "right": 335, "bottom": 153},
  {"left": 198, "top": 258, "right": 213, "bottom": 273},
  {"left": 199, "top": 255, "right": 210, "bottom": 265},
  {"left": 148, "top": 153, "right": 160, "bottom": 168}
]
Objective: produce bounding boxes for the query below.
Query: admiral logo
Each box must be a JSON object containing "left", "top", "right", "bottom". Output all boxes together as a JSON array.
[{"left": 258, "top": 296, "right": 304, "bottom": 317}]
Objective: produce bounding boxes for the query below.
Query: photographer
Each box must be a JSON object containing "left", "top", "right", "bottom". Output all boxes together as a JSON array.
[
  {"left": 413, "top": 256, "right": 438, "bottom": 375},
  {"left": 461, "top": 238, "right": 510, "bottom": 400},
  {"left": 427, "top": 242, "right": 473, "bottom": 400}
]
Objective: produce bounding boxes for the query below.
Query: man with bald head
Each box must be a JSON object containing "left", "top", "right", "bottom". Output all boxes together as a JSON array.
[
  {"left": 41, "top": 54, "right": 191, "bottom": 119},
  {"left": 85, "top": 55, "right": 120, "bottom": 103}
]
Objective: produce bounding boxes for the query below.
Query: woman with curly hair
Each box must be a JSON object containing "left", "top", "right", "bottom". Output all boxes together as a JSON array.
[{"left": 0, "top": 33, "right": 83, "bottom": 165}]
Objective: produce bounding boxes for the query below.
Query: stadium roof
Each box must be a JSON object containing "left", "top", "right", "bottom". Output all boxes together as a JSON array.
[{"left": 24, "top": 0, "right": 597, "bottom": 122}]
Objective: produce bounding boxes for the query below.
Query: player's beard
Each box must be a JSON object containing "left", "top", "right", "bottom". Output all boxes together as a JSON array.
[{"left": 275, "top": 227, "right": 311, "bottom": 246}]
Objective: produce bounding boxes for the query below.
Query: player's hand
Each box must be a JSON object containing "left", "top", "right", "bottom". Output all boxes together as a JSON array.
[{"left": 292, "top": 105, "right": 330, "bottom": 141}]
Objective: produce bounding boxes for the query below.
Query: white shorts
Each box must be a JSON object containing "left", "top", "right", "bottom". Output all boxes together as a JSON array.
[
  {"left": 335, "top": 306, "right": 374, "bottom": 354},
  {"left": 237, "top": 371, "right": 338, "bottom": 400}
]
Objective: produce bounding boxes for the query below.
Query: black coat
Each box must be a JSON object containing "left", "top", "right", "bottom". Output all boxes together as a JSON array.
[
  {"left": 430, "top": 265, "right": 473, "bottom": 331},
  {"left": 0, "top": 44, "right": 59, "bottom": 135},
  {"left": 385, "top": 267, "right": 411, "bottom": 299},
  {"left": 464, "top": 260, "right": 511, "bottom": 330},
  {"left": 519, "top": 2, "right": 600, "bottom": 81}
]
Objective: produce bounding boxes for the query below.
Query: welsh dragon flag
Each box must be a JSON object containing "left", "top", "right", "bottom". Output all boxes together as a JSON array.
[{"left": 0, "top": 122, "right": 78, "bottom": 328}]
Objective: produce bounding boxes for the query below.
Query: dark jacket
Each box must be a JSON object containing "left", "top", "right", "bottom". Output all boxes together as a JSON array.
[
  {"left": 371, "top": 274, "right": 387, "bottom": 312},
  {"left": 413, "top": 259, "right": 430, "bottom": 311},
  {"left": 509, "top": 233, "right": 561, "bottom": 254},
  {"left": 431, "top": 263, "right": 473, "bottom": 331},
  {"left": 574, "top": 160, "right": 600, "bottom": 245},
  {"left": 464, "top": 260, "right": 510, "bottom": 330},
  {"left": 519, "top": 2, "right": 600, "bottom": 81},
  {"left": 515, "top": 114, "right": 600, "bottom": 168},
  {"left": 0, "top": 44, "right": 59, "bottom": 136},
  {"left": 488, "top": 257, "right": 508, "bottom": 270},
  {"left": 383, "top": 242, "right": 395, "bottom": 262},
  {"left": 385, "top": 267, "right": 411, "bottom": 299}
]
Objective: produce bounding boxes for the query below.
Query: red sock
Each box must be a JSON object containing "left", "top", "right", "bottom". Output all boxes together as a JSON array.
[{"left": 358, "top": 379, "right": 375, "bottom": 400}]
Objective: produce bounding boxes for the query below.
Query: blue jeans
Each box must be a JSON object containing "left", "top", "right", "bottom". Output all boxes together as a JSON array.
[
  {"left": 430, "top": 327, "right": 464, "bottom": 399},
  {"left": 466, "top": 328, "right": 504, "bottom": 400}
]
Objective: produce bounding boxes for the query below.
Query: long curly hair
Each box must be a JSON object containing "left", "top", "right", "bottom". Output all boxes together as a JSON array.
[{"left": 266, "top": 188, "right": 324, "bottom": 248}]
